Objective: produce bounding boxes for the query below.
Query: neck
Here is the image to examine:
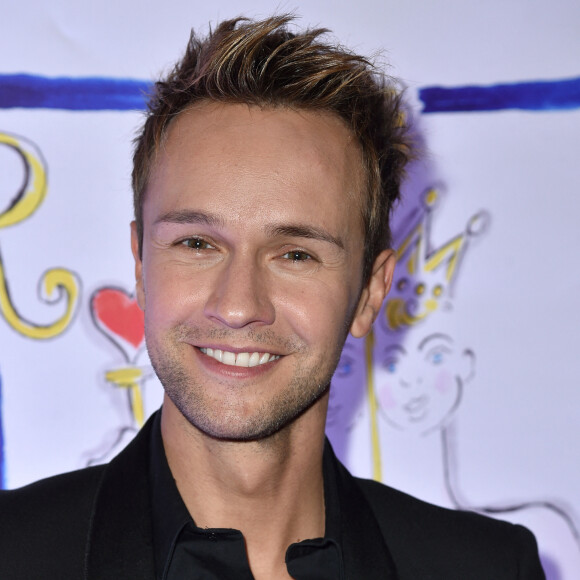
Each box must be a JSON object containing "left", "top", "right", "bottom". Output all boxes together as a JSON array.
[
  {"left": 160, "top": 394, "right": 328, "bottom": 578},
  {"left": 380, "top": 423, "right": 452, "bottom": 508}
]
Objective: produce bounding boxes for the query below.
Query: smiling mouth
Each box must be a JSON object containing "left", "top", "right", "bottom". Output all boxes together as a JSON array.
[
  {"left": 199, "top": 347, "right": 281, "bottom": 368},
  {"left": 404, "top": 396, "right": 429, "bottom": 420}
]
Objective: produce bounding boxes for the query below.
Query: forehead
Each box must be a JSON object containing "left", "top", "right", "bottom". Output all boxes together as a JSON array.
[
  {"left": 144, "top": 102, "right": 365, "bottom": 232},
  {"left": 376, "top": 308, "right": 457, "bottom": 356}
]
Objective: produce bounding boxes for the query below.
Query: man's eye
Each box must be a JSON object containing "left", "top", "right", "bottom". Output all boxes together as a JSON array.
[
  {"left": 181, "top": 238, "right": 213, "bottom": 250},
  {"left": 282, "top": 250, "right": 311, "bottom": 262}
]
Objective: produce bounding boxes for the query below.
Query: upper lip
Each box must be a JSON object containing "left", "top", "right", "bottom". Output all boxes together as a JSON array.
[{"left": 404, "top": 396, "right": 428, "bottom": 413}]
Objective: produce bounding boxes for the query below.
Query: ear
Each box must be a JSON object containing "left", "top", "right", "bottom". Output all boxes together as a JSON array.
[
  {"left": 130, "top": 221, "right": 145, "bottom": 311},
  {"left": 459, "top": 348, "right": 476, "bottom": 383},
  {"left": 350, "top": 249, "right": 396, "bottom": 338}
]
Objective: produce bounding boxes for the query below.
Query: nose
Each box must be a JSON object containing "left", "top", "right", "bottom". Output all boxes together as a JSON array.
[
  {"left": 204, "top": 253, "right": 275, "bottom": 329},
  {"left": 400, "top": 376, "right": 422, "bottom": 389}
]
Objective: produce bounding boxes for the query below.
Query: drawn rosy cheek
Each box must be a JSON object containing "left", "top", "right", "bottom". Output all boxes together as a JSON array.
[
  {"left": 434, "top": 369, "right": 453, "bottom": 394},
  {"left": 378, "top": 383, "right": 397, "bottom": 409}
]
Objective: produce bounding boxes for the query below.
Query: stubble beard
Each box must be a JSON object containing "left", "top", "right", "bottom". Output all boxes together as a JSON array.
[{"left": 146, "top": 324, "right": 346, "bottom": 442}]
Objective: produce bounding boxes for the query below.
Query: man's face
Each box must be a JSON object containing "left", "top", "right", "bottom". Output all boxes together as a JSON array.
[{"left": 132, "top": 102, "right": 377, "bottom": 441}]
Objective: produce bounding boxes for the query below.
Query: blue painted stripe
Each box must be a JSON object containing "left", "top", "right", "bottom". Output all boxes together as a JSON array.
[
  {"left": 0, "top": 74, "right": 151, "bottom": 111},
  {"left": 419, "top": 77, "right": 580, "bottom": 113},
  {"left": 1, "top": 73, "right": 580, "bottom": 113}
]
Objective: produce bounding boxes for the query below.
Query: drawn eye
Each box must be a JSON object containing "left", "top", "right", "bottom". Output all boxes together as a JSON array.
[
  {"left": 384, "top": 360, "right": 398, "bottom": 373},
  {"left": 181, "top": 237, "right": 213, "bottom": 250},
  {"left": 282, "top": 250, "right": 312, "bottom": 262},
  {"left": 336, "top": 355, "right": 354, "bottom": 377},
  {"left": 426, "top": 346, "right": 451, "bottom": 365}
]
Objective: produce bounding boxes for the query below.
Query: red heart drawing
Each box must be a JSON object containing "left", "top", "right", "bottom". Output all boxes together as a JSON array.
[{"left": 91, "top": 287, "right": 145, "bottom": 360}]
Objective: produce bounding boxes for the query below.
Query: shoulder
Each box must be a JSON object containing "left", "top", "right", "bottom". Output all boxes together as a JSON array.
[
  {"left": 355, "top": 477, "right": 545, "bottom": 580},
  {"left": 0, "top": 464, "right": 105, "bottom": 524},
  {"left": 0, "top": 465, "right": 105, "bottom": 578}
]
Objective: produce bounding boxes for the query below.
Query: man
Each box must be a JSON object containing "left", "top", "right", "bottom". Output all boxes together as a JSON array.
[{"left": 0, "top": 15, "right": 544, "bottom": 579}]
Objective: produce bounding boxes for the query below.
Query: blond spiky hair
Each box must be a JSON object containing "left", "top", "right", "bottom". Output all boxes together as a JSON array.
[{"left": 132, "top": 15, "right": 412, "bottom": 281}]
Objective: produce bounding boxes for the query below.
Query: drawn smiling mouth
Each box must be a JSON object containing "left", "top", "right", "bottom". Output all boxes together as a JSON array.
[
  {"left": 404, "top": 395, "right": 429, "bottom": 421},
  {"left": 200, "top": 347, "right": 280, "bottom": 367}
]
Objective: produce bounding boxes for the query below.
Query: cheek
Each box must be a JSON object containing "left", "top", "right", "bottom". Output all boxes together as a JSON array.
[
  {"left": 434, "top": 369, "right": 454, "bottom": 394},
  {"left": 378, "top": 382, "right": 398, "bottom": 409},
  {"left": 282, "top": 282, "right": 353, "bottom": 341},
  {"left": 145, "top": 260, "right": 212, "bottom": 316},
  {"left": 145, "top": 277, "right": 184, "bottom": 319}
]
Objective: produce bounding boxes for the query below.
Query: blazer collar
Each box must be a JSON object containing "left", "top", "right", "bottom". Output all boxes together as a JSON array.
[
  {"left": 324, "top": 440, "right": 399, "bottom": 579},
  {"left": 85, "top": 417, "right": 157, "bottom": 580}
]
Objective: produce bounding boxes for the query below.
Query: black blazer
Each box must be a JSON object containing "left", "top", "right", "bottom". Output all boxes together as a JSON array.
[{"left": 0, "top": 413, "right": 544, "bottom": 579}]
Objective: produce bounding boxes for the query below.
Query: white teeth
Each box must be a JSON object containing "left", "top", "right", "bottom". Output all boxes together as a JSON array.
[{"left": 200, "top": 348, "right": 279, "bottom": 367}]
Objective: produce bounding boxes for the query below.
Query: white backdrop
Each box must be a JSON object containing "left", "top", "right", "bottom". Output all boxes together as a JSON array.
[{"left": 1, "top": 1, "right": 579, "bottom": 578}]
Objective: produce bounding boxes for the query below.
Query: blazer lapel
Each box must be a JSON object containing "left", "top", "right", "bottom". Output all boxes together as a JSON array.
[
  {"left": 325, "top": 441, "right": 399, "bottom": 580},
  {"left": 85, "top": 418, "right": 157, "bottom": 580}
]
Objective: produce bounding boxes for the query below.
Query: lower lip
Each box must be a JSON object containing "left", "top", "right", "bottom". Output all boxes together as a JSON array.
[{"left": 193, "top": 347, "right": 281, "bottom": 379}]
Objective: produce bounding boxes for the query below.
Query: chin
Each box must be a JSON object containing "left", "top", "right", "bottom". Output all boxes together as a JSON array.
[{"left": 173, "top": 384, "right": 329, "bottom": 443}]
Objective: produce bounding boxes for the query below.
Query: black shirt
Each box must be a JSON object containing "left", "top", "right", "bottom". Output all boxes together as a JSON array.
[{"left": 148, "top": 413, "right": 345, "bottom": 579}]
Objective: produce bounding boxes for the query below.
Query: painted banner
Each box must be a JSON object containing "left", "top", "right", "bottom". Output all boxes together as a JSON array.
[{"left": 1, "top": 1, "right": 579, "bottom": 577}]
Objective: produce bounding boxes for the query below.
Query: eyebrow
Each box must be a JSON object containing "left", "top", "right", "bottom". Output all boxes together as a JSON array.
[
  {"left": 382, "top": 344, "right": 406, "bottom": 356},
  {"left": 419, "top": 333, "right": 453, "bottom": 351},
  {"left": 154, "top": 209, "right": 225, "bottom": 228},
  {"left": 266, "top": 224, "right": 345, "bottom": 250},
  {"left": 154, "top": 210, "right": 345, "bottom": 250}
]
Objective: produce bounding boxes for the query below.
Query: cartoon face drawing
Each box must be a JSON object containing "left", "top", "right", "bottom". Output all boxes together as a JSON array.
[
  {"left": 373, "top": 313, "right": 474, "bottom": 436},
  {"left": 326, "top": 339, "right": 366, "bottom": 433}
]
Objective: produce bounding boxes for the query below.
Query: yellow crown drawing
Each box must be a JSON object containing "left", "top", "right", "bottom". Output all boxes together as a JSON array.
[{"left": 385, "top": 188, "right": 488, "bottom": 330}]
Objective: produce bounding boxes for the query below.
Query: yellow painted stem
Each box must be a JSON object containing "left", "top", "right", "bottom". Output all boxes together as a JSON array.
[
  {"left": 105, "top": 367, "right": 145, "bottom": 427},
  {"left": 365, "top": 329, "right": 382, "bottom": 481},
  {"left": 130, "top": 384, "right": 145, "bottom": 428}
]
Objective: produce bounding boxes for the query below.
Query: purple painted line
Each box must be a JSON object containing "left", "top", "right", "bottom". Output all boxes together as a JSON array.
[
  {"left": 0, "top": 74, "right": 150, "bottom": 111},
  {"left": 1, "top": 73, "right": 579, "bottom": 113},
  {"left": 419, "top": 76, "right": 580, "bottom": 113}
]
